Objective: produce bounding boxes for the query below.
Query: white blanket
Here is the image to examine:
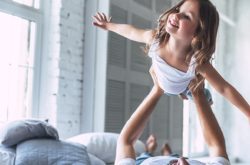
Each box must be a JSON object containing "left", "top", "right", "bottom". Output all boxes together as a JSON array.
[{"left": 0, "top": 145, "right": 15, "bottom": 165}]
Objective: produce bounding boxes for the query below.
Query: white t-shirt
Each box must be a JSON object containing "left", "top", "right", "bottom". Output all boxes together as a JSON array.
[
  {"left": 118, "top": 156, "right": 230, "bottom": 165},
  {"left": 141, "top": 156, "right": 230, "bottom": 165},
  {"left": 148, "top": 41, "right": 196, "bottom": 95}
]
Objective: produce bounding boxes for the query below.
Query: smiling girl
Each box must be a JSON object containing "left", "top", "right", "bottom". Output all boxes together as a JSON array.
[{"left": 92, "top": 0, "right": 250, "bottom": 123}]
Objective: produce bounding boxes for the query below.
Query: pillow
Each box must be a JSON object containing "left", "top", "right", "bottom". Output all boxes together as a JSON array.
[
  {"left": 88, "top": 153, "right": 106, "bottom": 165},
  {"left": 0, "top": 144, "right": 16, "bottom": 165},
  {"left": 0, "top": 119, "right": 59, "bottom": 147},
  {"left": 67, "top": 132, "right": 145, "bottom": 163},
  {"left": 15, "top": 139, "right": 90, "bottom": 165}
]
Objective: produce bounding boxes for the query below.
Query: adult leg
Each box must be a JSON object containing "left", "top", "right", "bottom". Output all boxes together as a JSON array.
[
  {"left": 161, "top": 142, "right": 172, "bottom": 156},
  {"left": 135, "top": 134, "right": 157, "bottom": 165}
]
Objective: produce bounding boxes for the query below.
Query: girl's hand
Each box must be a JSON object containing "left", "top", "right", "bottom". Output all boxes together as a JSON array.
[
  {"left": 92, "top": 12, "right": 112, "bottom": 30},
  {"left": 149, "top": 67, "right": 164, "bottom": 95}
]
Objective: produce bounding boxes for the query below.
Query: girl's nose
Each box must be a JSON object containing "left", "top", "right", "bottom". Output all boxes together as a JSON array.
[{"left": 172, "top": 13, "right": 180, "bottom": 21}]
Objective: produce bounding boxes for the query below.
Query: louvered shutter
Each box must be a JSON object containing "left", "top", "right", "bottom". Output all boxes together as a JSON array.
[
  {"left": 105, "top": 80, "right": 125, "bottom": 133},
  {"left": 129, "top": 83, "right": 150, "bottom": 140},
  {"left": 105, "top": 0, "right": 183, "bottom": 154},
  {"left": 108, "top": 5, "right": 127, "bottom": 68},
  {"left": 155, "top": 0, "right": 172, "bottom": 12},
  {"left": 130, "top": 14, "right": 151, "bottom": 73},
  {"left": 106, "top": 4, "right": 128, "bottom": 133},
  {"left": 134, "top": 0, "right": 152, "bottom": 9}
]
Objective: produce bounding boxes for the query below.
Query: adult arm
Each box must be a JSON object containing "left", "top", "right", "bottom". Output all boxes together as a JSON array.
[
  {"left": 198, "top": 62, "right": 250, "bottom": 120},
  {"left": 92, "top": 12, "right": 155, "bottom": 44},
  {"left": 191, "top": 81, "right": 229, "bottom": 159},
  {"left": 115, "top": 68, "right": 163, "bottom": 164}
]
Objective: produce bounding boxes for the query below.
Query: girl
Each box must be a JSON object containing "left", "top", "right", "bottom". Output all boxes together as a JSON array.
[{"left": 92, "top": 0, "right": 250, "bottom": 121}]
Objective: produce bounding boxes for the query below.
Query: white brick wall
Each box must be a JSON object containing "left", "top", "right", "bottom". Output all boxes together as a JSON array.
[
  {"left": 57, "top": 0, "right": 85, "bottom": 139},
  {"left": 39, "top": 0, "right": 85, "bottom": 139}
]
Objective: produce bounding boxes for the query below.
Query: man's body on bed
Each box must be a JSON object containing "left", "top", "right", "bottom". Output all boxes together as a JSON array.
[
  {"left": 136, "top": 134, "right": 179, "bottom": 165},
  {"left": 115, "top": 68, "right": 230, "bottom": 165}
]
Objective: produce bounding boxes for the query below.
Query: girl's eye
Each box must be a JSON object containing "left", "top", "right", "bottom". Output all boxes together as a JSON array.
[
  {"left": 175, "top": 7, "right": 180, "bottom": 13},
  {"left": 182, "top": 14, "right": 190, "bottom": 20}
]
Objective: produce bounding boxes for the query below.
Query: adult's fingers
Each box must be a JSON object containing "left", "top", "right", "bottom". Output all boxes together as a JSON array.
[{"left": 149, "top": 67, "right": 158, "bottom": 85}]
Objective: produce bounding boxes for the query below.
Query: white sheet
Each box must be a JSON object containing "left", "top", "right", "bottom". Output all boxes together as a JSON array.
[{"left": 0, "top": 146, "right": 15, "bottom": 165}]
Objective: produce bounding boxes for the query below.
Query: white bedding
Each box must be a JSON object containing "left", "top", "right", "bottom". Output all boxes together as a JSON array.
[{"left": 0, "top": 145, "right": 15, "bottom": 165}]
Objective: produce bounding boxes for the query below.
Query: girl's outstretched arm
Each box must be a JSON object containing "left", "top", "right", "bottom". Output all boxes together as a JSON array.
[
  {"left": 115, "top": 68, "right": 163, "bottom": 164},
  {"left": 92, "top": 12, "right": 154, "bottom": 44},
  {"left": 198, "top": 62, "right": 250, "bottom": 120}
]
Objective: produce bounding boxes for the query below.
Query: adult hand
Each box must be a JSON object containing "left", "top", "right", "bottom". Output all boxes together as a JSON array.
[
  {"left": 149, "top": 66, "right": 164, "bottom": 95},
  {"left": 178, "top": 93, "right": 188, "bottom": 100},
  {"left": 188, "top": 75, "right": 205, "bottom": 97},
  {"left": 92, "top": 12, "right": 112, "bottom": 30}
]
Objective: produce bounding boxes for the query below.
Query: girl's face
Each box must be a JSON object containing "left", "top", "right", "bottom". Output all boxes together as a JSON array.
[{"left": 166, "top": 0, "right": 200, "bottom": 43}]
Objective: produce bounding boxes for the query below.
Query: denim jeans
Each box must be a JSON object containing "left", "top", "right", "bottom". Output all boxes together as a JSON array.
[{"left": 135, "top": 152, "right": 180, "bottom": 165}]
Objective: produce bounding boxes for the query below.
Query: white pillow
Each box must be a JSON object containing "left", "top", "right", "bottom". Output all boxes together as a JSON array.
[
  {"left": 67, "top": 132, "right": 145, "bottom": 163},
  {"left": 88, "top": 153, "right": 106, "bottom": 165}
]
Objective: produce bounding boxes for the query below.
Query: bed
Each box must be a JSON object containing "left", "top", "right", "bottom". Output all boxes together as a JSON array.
[{"left": 0, "top": 119, "right": 145, "bottom": 165}]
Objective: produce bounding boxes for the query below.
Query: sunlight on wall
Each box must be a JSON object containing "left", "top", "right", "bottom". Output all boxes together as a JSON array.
[{"left": 183, "top": 100, "right": 207, "bottom": 157}]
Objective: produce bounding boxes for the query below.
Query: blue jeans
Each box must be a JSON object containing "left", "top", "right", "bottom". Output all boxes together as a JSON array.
[
  {"left": 135, "top": 152, "right": 180, "bottom": 165},
  {"left": 165, "top": 88, "right": 213, "bottom": 104},
  {"left": 183, "top": 88, "right": 213, "bottom": 104}
]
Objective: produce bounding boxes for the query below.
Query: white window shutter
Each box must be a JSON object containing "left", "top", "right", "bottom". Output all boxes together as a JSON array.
[
  {"left": 134, "top": 0, "right": 152, "bottom": 9},
  {"left": 105, "top": 80, "right": 126, "bottom": 133},
  {"left": 105, "top": 0, "right": 183, "bottom": 154}
]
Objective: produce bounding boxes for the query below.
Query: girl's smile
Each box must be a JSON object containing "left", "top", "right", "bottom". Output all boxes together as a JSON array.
[{"left": 169, "top": 18, "right": 179, "bottom": 28}]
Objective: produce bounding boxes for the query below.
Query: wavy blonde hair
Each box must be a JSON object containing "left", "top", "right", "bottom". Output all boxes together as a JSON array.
[{"left": 148, "top": 0, "right": 219, "bottom": 91}]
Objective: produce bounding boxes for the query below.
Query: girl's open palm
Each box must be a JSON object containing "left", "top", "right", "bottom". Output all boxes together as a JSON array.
[{"left": 92, "top": 12, "right": 111, "bottom": 30}]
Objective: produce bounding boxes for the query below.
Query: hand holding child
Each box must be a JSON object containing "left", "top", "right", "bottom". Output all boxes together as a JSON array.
[
  {"left": 188, "top": 75, "right": 205, "bottom": 98},
  {"left": 149, "top": 66, "right": 164, "bottom": 95}
]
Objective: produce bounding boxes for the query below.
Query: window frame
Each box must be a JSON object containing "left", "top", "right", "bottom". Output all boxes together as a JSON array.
[{"left": 0, "top": 0, "right": 44, "bottom": 119}]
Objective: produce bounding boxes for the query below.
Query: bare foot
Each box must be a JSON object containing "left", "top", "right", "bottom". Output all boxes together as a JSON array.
[
  {"left": 146, "top": 134, "right": 157, "bottom": 154},
  {"left": 161, "top": 142, "right": 172, "bottom": 156}
]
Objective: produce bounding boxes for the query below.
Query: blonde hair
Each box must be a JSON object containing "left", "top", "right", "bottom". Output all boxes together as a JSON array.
[{"left": 148, "top": 0, "right": 219, "bottom": 91}]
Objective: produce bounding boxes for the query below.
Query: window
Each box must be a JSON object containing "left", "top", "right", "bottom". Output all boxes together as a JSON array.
[
  {"left": 13, "top": 0, "right": 40, "bottom": 8},
  {"left": 0, "top": 0, "right": 43, "bottom": 125}
]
